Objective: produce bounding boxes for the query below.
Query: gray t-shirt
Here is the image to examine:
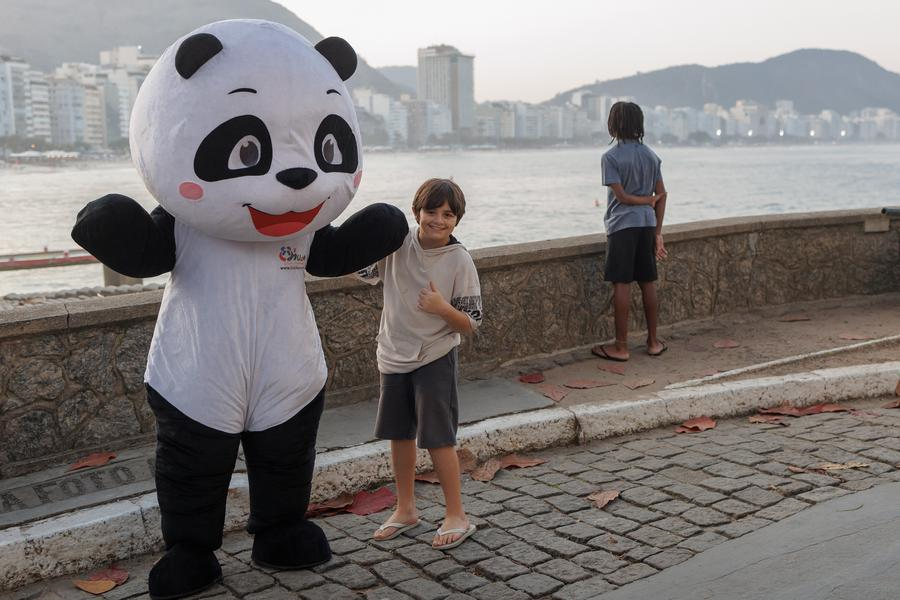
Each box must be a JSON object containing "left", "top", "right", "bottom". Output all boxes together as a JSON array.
[{"left": 601, "top": 140, "right": 663, "bottom": 235}]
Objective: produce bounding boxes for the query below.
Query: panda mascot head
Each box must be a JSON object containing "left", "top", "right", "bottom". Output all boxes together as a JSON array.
[{"left": 130, "top": 19, "right": 362, "bottom": 242}]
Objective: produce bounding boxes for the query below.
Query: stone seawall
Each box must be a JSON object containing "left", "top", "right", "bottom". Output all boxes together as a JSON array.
[{"left": 0, "top": 209, "right": 897, "bottom": 476}]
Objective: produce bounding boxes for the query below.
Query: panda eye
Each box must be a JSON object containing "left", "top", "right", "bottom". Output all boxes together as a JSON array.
[
  {"left": 321, "top": 134, "right": 342, "bottom": 165},
  {"left": 228, "top": 135, "right": 261, "bottom": 170}
]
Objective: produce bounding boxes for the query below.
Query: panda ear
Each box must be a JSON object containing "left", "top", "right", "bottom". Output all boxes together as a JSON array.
[
  {"left": 176, "top": 33, "right": 223, "bottom": 79},
  {"left": 315, "top": 37, "right": 357, "bottom": 81}
]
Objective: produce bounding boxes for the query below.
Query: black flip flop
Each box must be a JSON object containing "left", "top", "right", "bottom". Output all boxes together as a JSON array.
[
  {"left": 592, "top": 345, "right": 629, "bottom": 362},
  {"left": 648, "top": 342, "right": 668, "bottom": 357}
]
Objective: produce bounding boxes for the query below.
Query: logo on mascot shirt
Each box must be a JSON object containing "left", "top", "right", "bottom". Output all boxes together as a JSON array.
[{"left": 278, "top": 246, "right": 307, "bottom": 270}]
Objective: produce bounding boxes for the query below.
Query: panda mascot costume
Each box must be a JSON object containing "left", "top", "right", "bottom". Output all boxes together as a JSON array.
[{"left": 72, "top": 20, "right": 407, "bottom": 599}]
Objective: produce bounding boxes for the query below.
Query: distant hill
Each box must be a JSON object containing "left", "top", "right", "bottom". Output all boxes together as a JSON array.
[
  {"left": 548, "top": 49, "right": 900, "bottom": 114},
  {"left": 377, "top": 66, "right": 417, "bottom": 96},
  {"left": 0, "top": 0, "right": 404, "bottom": 97}
]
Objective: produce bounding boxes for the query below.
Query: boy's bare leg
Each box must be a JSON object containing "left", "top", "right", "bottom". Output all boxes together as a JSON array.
[
  {"left": 374, "top": 439, "right": 419, "bottom": 540},
  {"left": 428, "top": 446, "right": 469, "bottom": 547},
  {"left": 638, "top": 281, "right": 665, "bottom": 354},
  {"left": 598, "top": 283, "right": 631, "bottom": 360}
]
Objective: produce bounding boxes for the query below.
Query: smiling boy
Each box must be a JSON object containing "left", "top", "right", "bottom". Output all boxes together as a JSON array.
[{"left": 357, "top": 178, "right": 483, "bottom": 550}]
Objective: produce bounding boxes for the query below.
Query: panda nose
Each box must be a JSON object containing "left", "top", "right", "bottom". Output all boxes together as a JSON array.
[{"left": 276, "top": 168, "right": 318, "bottom": 190}]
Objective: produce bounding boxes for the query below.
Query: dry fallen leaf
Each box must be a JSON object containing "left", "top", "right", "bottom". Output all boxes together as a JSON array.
[
  {"left": 760, "top": 405, "right": 805, "bottom": 417},
  {"left": 538, "top": 384, "right": 571, "bottom": 403},
  {"left": 675, "top": 416, "right": 717, "bottom": 434},
  {"left": 597, "top": 363, "right": 626, "bottom": 376},
  {"left": 749, "top": 414, "right": 788, "bottom": 426},
  {"left": 518, "top": 372, "right": 545, "bottom": 384},
  {"left": 68, "top": 452, "right": 117, "bottom": 471},
  {"left": 818, "top": 461, "right": 870, "bottom": 471},
  {"left": 87, "top": 566, "right": 128, "bottom": 585},
  {"left": 414, "top": 471, "right": 441, "bottom": 484},
  {"left": 306, "top": 493, "right": 354, "bottom": 518},
  {"left": 457, "top": 448, "right": 478, "bottom": 473},
  {"left": 882, "top": 399, "right": 900, "bottom": 409},
  {"left": 623, "top": 378, "right": 655, "bottom": 390},
  {"left": 587, "top": 490, "right": 620, "bottom": 509},
  {"left": 471, "top": 458, "right": 503, "bottom": 482},
  {"left": 787, "top": 466, "right": 808, "bottom": 474},
  {"left": 838, "top": 333, "right": 874, "bottom": 341},
  {"left": 777, "top": 313, "right": 811, "bottom": 322},
  {"left": 73, "top": 580, "right": 116, "bottom": 594},
  {"left": 564, "top": 379, "right": 617, "bottom": 389},
  {"left": 346, "top": 487, "right": 397, "bottom": 516},
  {"left": 713, "top": 339, "right": 740, "bottom": 349},
  {"left": 799, "top": 403, "right": 850, "bottom": 415},
  {"left": 500, "top": 454, "right": 547, "bottom": 470}
]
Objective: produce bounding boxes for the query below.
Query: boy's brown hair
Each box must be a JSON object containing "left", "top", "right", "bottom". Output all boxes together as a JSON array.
[
  {"left": 412, "top": 178, "right": 466, "bottom": 223},
  {"left": 607, "top": 101, "right": 645, "bottom": 142}
]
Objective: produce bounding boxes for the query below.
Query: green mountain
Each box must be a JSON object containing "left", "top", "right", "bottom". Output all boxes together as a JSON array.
[
  {"left": 548, "top": 49, "right": 900, "bottom": 114},
  {"left": 0, "top": 0, "right": 403, "bottom": 96}
]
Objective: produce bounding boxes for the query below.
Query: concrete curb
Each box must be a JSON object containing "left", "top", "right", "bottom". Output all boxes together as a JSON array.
[{"left": 2, "top": 362, "right": 898, "bottom": 590}]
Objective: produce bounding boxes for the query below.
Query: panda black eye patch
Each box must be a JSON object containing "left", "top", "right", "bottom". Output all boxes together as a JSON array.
[
  {"left": 194, "top": 115, "right": 273, "bottom": 182},
  {"left": 314, "top": 115, "right": 358, "bottom": 174}
]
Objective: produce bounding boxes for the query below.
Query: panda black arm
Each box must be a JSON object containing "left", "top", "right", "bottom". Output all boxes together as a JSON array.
[
  {"left": 307, "top": 203, "right": 408, "bottom": 277},
  {"left": 71, "top": 194, "right": 176, "bottom": 278}
]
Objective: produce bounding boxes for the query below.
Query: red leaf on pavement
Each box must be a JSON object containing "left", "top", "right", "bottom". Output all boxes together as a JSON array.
[
  {"left": 87, "top": 566, "right": 128, "bottom": 585},
  {"left": 799, "top": 403, "right": 849, "bottom": 415},
  {"left": 777, "top": 313, "right": 811, "bottom": 322},
  {"left": 713, "top": 339, "right": 740, "bottom": 349},
  {"left": 623, "top": 378, "right": 655, "bottom": 390},
  {"left": 838, "top": 332, "right": 874, "bottom": 341},
  {"left": 471, "top": 458, "right": 503, "bottom": 482},
  {"left": 787, "top": 466, "right": 808, "bottom": 474},
  {"left": 458, "top": 448, "right": 478, "bottom": 473},
  {"left": 749, "top": 414, "right": 788, "bottom": 426},
  {"left": 538, "top": 384, "right": 570, "bottom": 403},
  {"left": 760, "top": 405, "right": 805, "bottom": 417},
  {"left": 73, "top": 580, "right": 116, "bottom": 594},
  {"left": 68, "top": 452, "right": 116, "bottom": 471},
  {"left": 347, "top": 487, "right": 397, "bottom": 516},
  {"left": 518, "top": 372, "right": 545, "bottom": 384},
  {"left": 883, "top": 399, "right": 900, "bottom": 409},
  {"left": 414, "top": 471, "right": 441, "bottom": 484},
  {"left": 597, "top": 363, "right": 626, "bottom": 376},
  {"left": 587, "top": 490, "right": 620, "bottom": 509},
  {"left": 564, "top": 379, "right": 617, "bottom": 389},
  {"left": 306, "top": 493, "right": 354, "bottom": 518},
  {"left": 500, "top": 454, "right": 547, "bottom": 470},
  {"left": 675, "top": 416, "right": 717, "bottom": 434}
]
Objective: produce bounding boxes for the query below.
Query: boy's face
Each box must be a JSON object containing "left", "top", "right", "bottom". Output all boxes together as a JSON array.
[{"left": 415, "top": 200, "right": 458, "bottom": 248}]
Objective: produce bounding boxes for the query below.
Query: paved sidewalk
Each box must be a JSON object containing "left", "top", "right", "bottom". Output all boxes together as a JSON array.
[{"left": 6, "top": 395, "right": 900, "bottom": 600}]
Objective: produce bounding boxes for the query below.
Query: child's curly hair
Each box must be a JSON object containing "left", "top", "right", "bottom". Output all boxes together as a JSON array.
[{"left": 608, "top": 101, "right": 644, "bottom": 143}]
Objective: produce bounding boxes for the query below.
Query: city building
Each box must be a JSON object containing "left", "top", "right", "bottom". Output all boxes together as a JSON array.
[
  {"left": 0, "top": 55, "right": 29, "bottom": 137},
  {"left": 416, "top": 45, "right": 474, "bottom": 133}
]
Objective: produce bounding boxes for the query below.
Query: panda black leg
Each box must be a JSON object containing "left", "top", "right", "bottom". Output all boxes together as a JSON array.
[
  {"left": 243, "top": 389, "right": 331, "bottom": 569},
  {"left": 146, "top": 386, "right": 240, "bottom": 600}
]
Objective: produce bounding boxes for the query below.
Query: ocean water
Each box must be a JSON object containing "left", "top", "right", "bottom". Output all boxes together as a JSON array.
[{"left": 1, "top": 143, "right": 898, "bottom": 295}]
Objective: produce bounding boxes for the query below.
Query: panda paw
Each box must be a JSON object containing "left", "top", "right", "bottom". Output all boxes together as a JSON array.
[
  {"left": 148, "top": 545, "right": 221, "bottom": 600},
  {"left": 251, "top": 519, "right": 332, "bottom": 570}
]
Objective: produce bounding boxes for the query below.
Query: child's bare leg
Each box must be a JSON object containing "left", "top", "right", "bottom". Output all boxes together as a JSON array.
[
  {"left": 374, "top": 439, "right": 418, "bottom": 540},
  {"left": 638, "top": 281, "right": 664, "bottom": 354},
  {"left": 598, "top": 283, "right": 631, "bottom": 360},
  {"left": 428, "top": 446, "right": 469, "bottom": 547}
]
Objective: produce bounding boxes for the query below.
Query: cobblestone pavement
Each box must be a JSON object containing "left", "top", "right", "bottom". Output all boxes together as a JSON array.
[{"left": 6, "top": 397, "right": 900, "bottom": 600}]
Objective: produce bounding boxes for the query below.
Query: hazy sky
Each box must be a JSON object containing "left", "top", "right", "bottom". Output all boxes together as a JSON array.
[{"left": 278, "top": 0, "right": 900, "bottom": 103}]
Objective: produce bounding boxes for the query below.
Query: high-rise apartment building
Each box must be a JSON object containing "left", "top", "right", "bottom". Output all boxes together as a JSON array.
[
  {"left": 416, "top": 45, "right": 474, "bottom": 133},
  {"left": 0, "top": 55, "right": 29, "bottom": 137}
]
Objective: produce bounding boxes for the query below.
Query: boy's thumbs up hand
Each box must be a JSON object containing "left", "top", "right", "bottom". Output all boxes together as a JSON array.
[{"left": 418, "top": 280, "right": 447, "bottom": 314}]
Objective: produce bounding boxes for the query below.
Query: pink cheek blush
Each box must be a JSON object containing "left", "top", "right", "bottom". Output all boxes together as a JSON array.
[
  {"left": 179, "top": 182, "right": 204, "bottom": 202},
  {"left": 353, "top": 170, "right": 363, "bottom": 188}
]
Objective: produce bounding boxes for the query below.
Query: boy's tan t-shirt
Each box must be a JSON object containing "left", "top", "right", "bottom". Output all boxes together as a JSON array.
[{"left": 358, "top": 228, "right": 483, "bottom": 374}]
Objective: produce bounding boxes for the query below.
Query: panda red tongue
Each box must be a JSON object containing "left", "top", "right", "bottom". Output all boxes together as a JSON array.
[{"left": 248, "top": 203, "right": 324, "bottom": 237}]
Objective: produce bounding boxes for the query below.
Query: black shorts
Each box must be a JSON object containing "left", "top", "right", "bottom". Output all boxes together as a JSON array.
[
  {"left": 375, "top": 348, "right": 459, "bottom": 449},
  {"left": 604, "top": 226, "right": 658, "bottom": 283}
]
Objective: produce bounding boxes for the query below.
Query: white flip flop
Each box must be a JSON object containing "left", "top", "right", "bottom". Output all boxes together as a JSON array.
[
  {"left": 373, "top": 519, "right": 420, "bottom": 541},
  {"left": 432, "top": 523, "right": 477, "bottom": 550}
]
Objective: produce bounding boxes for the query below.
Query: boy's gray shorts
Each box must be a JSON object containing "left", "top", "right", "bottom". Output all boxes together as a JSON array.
[{"left": 375, "top": 348, "right": 459, "bottom": 449}]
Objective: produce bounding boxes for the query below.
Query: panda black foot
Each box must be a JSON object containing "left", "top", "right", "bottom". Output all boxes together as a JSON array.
[
  {"left": 251, "top": 519, "right": 332, "bottom": 570},
  {"left": 148, "top": 545, "right": 222, "bottom": 600}
]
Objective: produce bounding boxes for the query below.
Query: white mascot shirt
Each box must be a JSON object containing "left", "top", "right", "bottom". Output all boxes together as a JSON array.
[{"left": 130, "top": 20, "right": 363, "bottom": 433}]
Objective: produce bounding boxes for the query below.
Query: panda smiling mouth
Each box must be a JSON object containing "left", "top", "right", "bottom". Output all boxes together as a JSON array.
[{"left": 245, "top": 202, "right": 325, "bottom": 237}]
